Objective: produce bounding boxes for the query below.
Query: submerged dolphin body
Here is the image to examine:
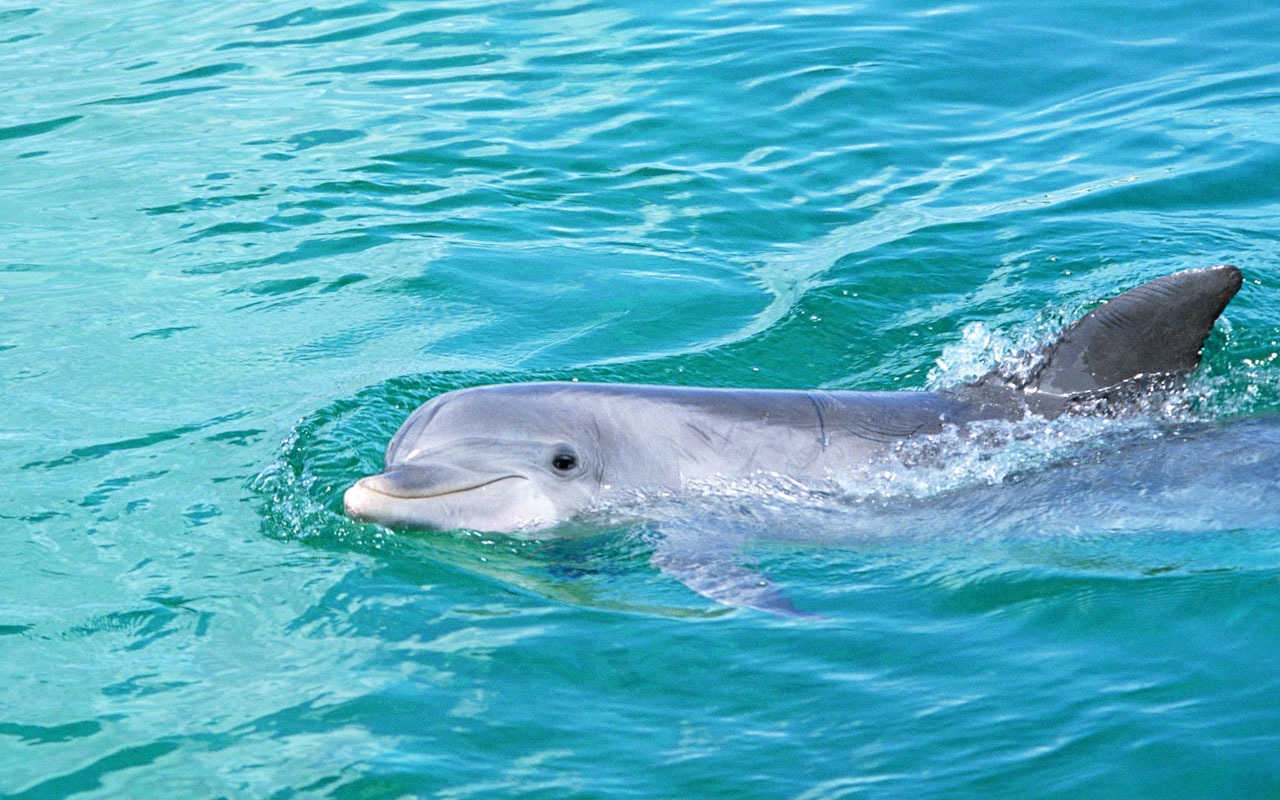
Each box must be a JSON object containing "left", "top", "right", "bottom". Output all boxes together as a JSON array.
[{"left": 344, "top": 266, "right": 1243, "bottom": 613}]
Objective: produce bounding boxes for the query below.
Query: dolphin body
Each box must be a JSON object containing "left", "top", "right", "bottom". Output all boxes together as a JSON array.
[{"left": 344, "top": 266, "right": 1244, "bottom": 613}]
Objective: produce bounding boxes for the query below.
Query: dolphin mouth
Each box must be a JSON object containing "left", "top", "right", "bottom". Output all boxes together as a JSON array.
[
  {"left": 342, "top": 464, "right": 530, "bottom": 525},
  {"left": 342, "top": 470, "right": 541, "bottom": 532},
  {"left": 350, "top": 465, "right": 522, "bottom": 500}
]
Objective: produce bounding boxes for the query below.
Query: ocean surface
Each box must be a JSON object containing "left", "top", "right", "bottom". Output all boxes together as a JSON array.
[{"left": 3, "top": 0, "right": 1280, "bottom": 797}]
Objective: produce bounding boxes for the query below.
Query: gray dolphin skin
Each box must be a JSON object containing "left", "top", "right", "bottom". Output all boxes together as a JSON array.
[{"left": 344, "top": 265, "right": 1242, "bottom": 612}]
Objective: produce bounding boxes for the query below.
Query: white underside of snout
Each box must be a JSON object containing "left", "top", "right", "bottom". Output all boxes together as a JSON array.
[{"left": 343, "top": 475, "right": 561, "bottom": 533}]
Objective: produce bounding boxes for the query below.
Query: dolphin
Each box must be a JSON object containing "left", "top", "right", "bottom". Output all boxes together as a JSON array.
[{"left": 343, "top": 265, "right": 1243, "bottom": 612}]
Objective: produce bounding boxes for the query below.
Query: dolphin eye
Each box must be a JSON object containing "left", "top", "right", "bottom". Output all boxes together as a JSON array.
[{"left": 551, "top": 451, "right": 578, "bottom": 473}]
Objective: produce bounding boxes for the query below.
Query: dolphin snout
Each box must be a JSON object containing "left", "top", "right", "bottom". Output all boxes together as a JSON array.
[
  {"left": 343, "top": 467, "right": 450, "bottom": 523},
  {"left": 343, "top": 463, "right": 544, "bottom": 532},
  {"left": 354, "top": 466, "right": 448, "bottom": 498},
  {"left": 343, "top": 471, "right": 435, "bottom": 520},
  {"left": 343, "top": 481, "right": 378, "bottom": 521},
  {"left": 346, "top": 464, "right": 519, "bottom": 503}
]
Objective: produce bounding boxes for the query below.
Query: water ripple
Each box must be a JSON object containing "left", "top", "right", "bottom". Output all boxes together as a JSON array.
[{"left": 5, "top": 0, "right": 1280, "bottom": 796}]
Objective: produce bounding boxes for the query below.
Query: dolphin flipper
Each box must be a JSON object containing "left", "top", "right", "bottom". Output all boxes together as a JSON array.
[{"left": 651, "top": 535, "right": 817, "bottom": 618}]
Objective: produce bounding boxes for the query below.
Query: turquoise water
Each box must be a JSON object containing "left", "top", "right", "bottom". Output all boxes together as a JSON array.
[{"left": 4, "top": 0, "right": 1280, "bottom": 796}]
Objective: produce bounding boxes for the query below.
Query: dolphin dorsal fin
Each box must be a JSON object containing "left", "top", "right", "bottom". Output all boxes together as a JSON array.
[{"left": 1021, "top": 265, "right": 1242, "bottom": 400}]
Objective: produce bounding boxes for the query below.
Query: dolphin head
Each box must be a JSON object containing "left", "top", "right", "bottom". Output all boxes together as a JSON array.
[{"left": 344, "top": 384, "right": 612, "bottom": 533}]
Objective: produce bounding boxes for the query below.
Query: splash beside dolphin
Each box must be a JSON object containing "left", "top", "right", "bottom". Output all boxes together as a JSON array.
[{"left": 343, "top": 265, "right": 1243, "bottom": 613}]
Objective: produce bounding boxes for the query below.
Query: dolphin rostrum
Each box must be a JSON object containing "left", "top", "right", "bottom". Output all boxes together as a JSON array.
[{"left": 343, "top": 266, "right": 1243, "bottom": 611}]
